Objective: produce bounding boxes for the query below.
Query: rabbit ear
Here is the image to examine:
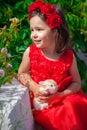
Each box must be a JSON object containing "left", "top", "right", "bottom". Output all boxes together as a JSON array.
[{"left": 39, "top": 81, "right": 46, "bottom": 85}]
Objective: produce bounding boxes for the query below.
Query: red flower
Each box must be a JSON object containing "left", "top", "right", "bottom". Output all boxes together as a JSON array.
[
  {"left": 28, "top": 1, "right": 44, "bottom": 13},
  {"left": 41, "top": 4, "right": 56, "bottom": 15},
  {"left": 28, "top": 1, "right": 62, "bottom": 29},
  {"left": 46, "top": 14, "right": 62, "bottom": 29}
]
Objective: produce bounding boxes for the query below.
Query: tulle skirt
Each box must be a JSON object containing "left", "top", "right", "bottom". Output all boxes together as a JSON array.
[{"left": 33, "top": 90, "right": 87, "bottom": 130}]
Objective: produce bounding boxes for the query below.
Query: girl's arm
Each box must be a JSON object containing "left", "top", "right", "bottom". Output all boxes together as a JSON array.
[
  {"left": 18, "top": 47, "right": 40, "bottom": 96},
  {"left": 59, "top": 54, "right": 81, "bottom": 96}
]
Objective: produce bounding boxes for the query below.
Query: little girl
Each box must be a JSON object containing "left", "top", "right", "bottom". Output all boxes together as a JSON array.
[{"left": 18, "top": 0, "right": 87, "bottom": 130}]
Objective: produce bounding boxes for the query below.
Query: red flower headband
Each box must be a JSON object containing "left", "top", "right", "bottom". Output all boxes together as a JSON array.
[{"left": 28, "top": 0, "right": 62, "bottom": 29}]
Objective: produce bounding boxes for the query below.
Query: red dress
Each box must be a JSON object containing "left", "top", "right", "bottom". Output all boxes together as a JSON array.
[{"left": 29, "top": 45, "right": 87, "bottom": 130}]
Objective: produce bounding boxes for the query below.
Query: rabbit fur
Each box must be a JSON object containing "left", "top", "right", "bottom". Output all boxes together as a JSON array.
[{"left": 33, "top": 79, "right": 58, "bottom": 110}]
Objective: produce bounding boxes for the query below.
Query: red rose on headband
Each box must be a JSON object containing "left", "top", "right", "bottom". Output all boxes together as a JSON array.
[
  {"left": 46, "top": 14, "right": 62, "bottom": 29},
  {"left": 28, "top": 1, "right": 44, "bottom": 13},
  {"left": 41, "top": 4, "right": 56, "bottom": 15},
  {"left": 28, "top": 1, "right": 62, "bottom": 29}
]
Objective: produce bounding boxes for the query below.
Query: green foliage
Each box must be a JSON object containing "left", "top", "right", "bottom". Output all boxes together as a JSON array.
[
  {"left": 0, "top": 47, "right": 16, "bottom": 86},
  {"left": 0, "top": 0, "right": 32, "bottom": 86},
  {"left": 0, "top": 0, "right": 87, "bottom": 91}
]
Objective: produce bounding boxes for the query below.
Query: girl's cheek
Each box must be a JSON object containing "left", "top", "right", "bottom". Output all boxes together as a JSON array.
[
  {"left": 44, "top": 36, "right": 50, "bottom": 41},
  {"left": 30, "top": 33, "right": 33, "bottom": 39}
]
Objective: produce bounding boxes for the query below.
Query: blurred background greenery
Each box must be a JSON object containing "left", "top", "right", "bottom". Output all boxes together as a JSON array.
[{"left": 0, "top": 0, "right": 87, "bottom": 91}]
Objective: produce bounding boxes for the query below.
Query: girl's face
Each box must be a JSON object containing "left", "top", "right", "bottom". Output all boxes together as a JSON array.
[{"left": 30, "top": 15, "right": 55, "bottom": 49}]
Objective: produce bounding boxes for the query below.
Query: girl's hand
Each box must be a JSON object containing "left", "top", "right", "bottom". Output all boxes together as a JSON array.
[
  {"left": 46, "top": 93, "right": 60, "bottom": 104},
  {"left": 38, "top": 92, "right": 63, "bottom": 104},
  {"left": 28, "top": 83, "right": 41, "bottom": 97},
  {"left": 26, "top": 81, "right": 47, "bottom": 97},
  {"left": 35, "top": 85, "right": 49, "bottom": 97}
]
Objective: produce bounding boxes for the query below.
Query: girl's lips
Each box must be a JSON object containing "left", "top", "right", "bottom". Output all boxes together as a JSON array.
[{"left": 34, "top": 40, "right": 41, "bottom": 43}]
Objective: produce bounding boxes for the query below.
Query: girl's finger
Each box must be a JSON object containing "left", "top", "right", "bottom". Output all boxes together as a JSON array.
[{"left": 38, "top": 96, "right": 48, "bottom": 102}]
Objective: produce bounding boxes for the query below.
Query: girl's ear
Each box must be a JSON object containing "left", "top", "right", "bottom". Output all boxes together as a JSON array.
[
  {"left": 53, "top": 29, "right": 59, "bottom": 37},
  {"left": 54, "top": 29, "right": 58, "bottom": 33}
]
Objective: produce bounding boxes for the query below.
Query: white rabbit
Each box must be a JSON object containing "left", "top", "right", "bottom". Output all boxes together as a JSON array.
[{"left": 33, "top": 79, "right": 58, "bottom": 110}]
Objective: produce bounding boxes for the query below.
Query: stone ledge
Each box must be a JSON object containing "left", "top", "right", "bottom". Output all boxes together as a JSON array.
[{"left": 0, "top": 78, "right": 34, "bottom": 130}]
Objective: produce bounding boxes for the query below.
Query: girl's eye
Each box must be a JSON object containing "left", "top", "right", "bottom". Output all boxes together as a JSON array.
[
  {"left": 30, "top": 29, "right": 33, "bottom": 32},
  {"left": 38, "top": 29, "right": 41, "bottom": 31},
  {"left": 30, "top": 28, "right": 43, "bottom": 32},
  {"left": 37, "top": 28, "right": 43, "bottom": 31}
]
